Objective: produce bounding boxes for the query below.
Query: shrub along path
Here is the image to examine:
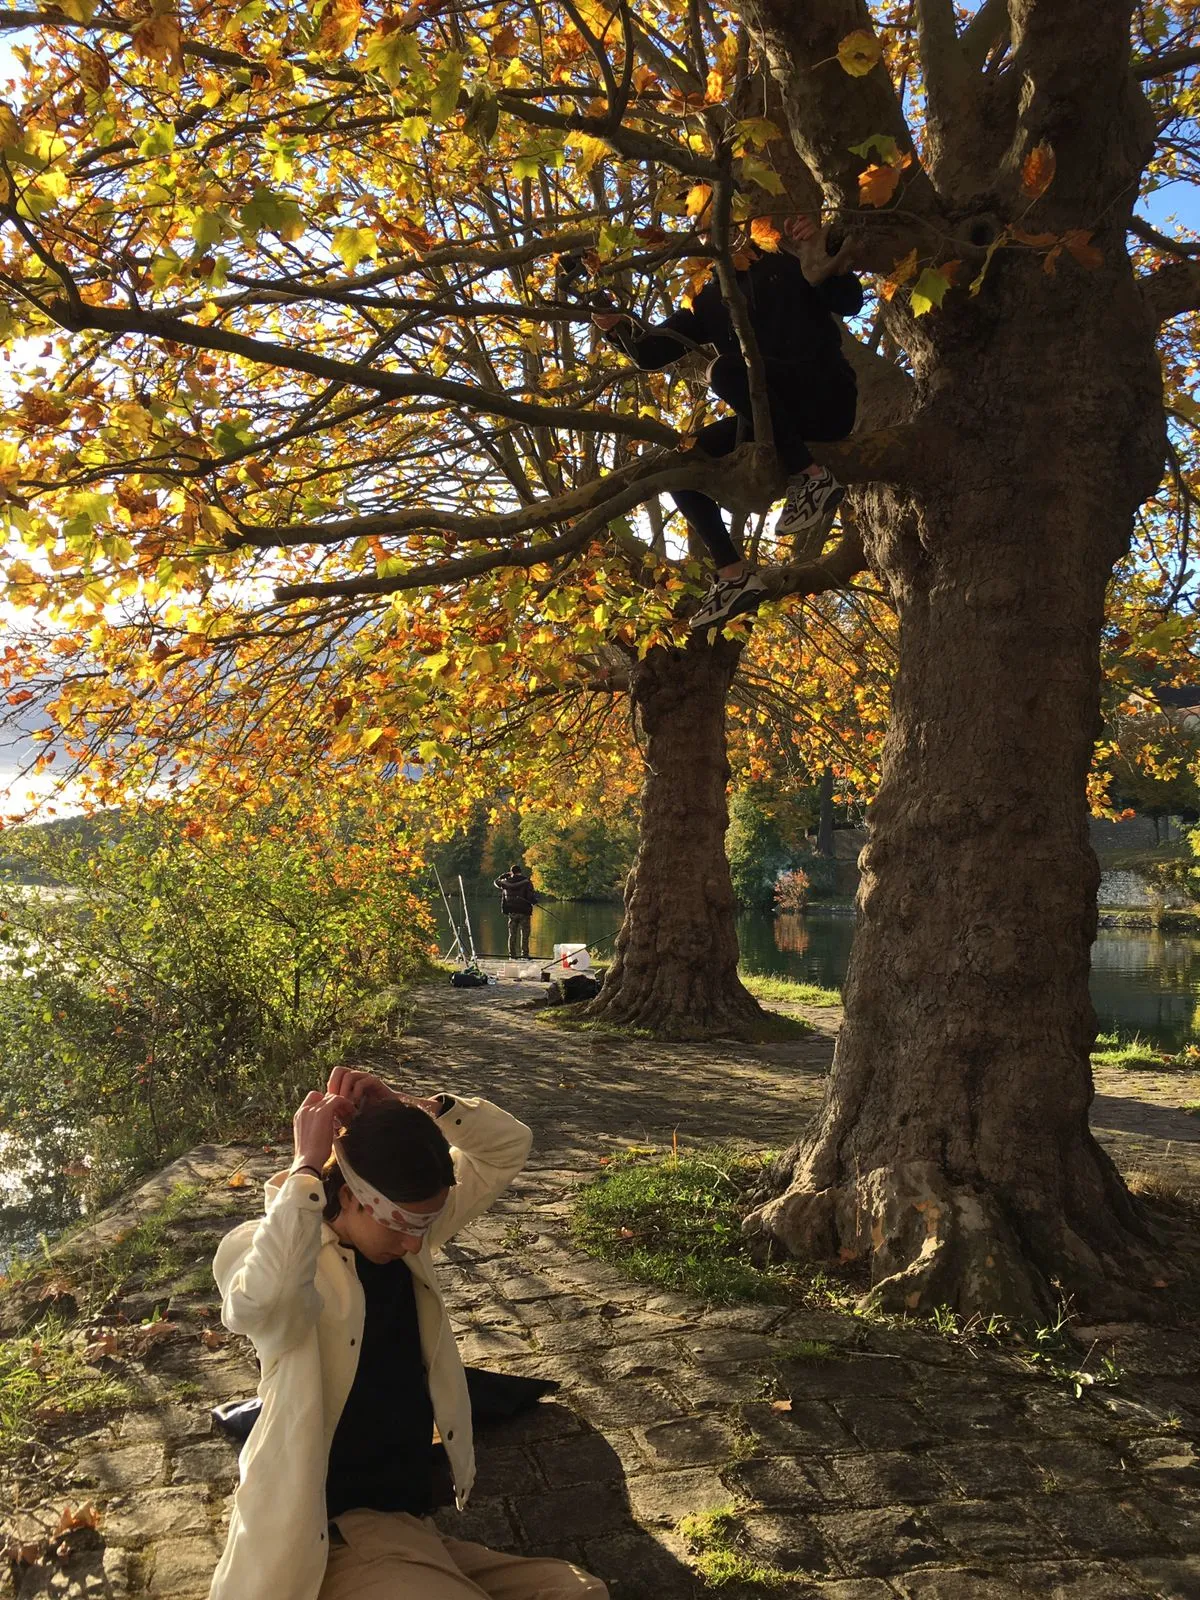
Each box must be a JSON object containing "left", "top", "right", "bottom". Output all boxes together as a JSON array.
[{"left": 2, "top": 980, "right": 1200, "bottom": 1600}]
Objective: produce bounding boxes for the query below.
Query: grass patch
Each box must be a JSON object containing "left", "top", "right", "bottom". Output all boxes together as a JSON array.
[
  {"left": 572, "top": 1148, "right": 804, "bottom": 1304},
  {"left": 739, "top": 973, "right": 841, "bottom": 1008},
  {"left": 0, "top": 1314, "right": 133, "bottom": 1451},
  {"left": 742, "top": 1011, "right": 815, "bottom": 1042},
  {"left": 1091, "top": 1031, "right": 1197, "bottom": 1072},
  {"left": 676, "top": 1507, "right": 793, "bottom": 1589}
]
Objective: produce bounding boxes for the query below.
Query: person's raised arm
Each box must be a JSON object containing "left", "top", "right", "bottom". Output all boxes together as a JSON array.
[
  {"left": 213, "top": 1089, "right": 352, "bottom": 1359},
  {"left": 594, "top": 304, "right": 704, "bottom": 371}
]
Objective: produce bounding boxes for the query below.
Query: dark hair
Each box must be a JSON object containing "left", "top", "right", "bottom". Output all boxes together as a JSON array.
[{"left": 322, "top": 1100, "right": 456, "bottom": 1221}]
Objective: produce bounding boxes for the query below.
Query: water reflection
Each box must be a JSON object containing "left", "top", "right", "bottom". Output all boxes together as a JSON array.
[{"left": 444, "top": 891, "right": 1200, "bottom": 1050}]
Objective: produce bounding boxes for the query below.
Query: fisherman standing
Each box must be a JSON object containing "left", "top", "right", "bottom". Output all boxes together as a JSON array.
[{"left": 494, "top": 863, "right": 538, "bottom": 958}]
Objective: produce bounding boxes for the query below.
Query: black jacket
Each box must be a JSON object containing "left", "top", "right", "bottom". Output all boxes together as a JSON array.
[
  {"left": 495, "top": 872, "right": 537, "bottom": 915},
  {"left": 609, "top": 249, "right": 862, "bottom": 374}
]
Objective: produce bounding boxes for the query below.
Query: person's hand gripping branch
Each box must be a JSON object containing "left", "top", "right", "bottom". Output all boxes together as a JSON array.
[{"left": 783, "top": 215, "right": 859, "bottom": 287}]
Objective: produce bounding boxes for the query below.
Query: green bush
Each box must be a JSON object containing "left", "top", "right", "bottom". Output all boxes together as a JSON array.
[
  {"left": 0, "top": 803, "right": 433, "bottom": 1223},
  {"left": 520, "top": 810, "right": 637, "bottom": 900}
]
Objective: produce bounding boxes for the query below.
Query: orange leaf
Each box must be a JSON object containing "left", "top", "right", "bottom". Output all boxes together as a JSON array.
[
  {"left": 632, "top": 65, "right": 659, "bottom": 95},
  {"left": 881, "top": 246, "right": 918, "bottom": 301},
  {"left": 131, "top": 13, "right": 183, "bottom": 75},
  {"left": 705, "top": 67, "right": 726, "bottom": 103},
  {"left": 1042, "top": 244, "right": 1063, "bottom": 275},
  {"left": 750, "top": 216, "right": 781, "bottom": 252},
  {"left": 858, "top": 163, "right": 900, "bottom": 208},
  {"left": 770, "top": 1398, "right": 793, "bottom": 1412},
  {"left": 1010, "top": 228, "right": 1058, "bottom": 248},
  {"left": 1063, "top": 229, "right": 1103, "bottom": 270},
  {"left": 1021, "top": 141, "right": 1055, "bottom": 200},
  {"left": 227, "top": 1171, "right": 250, "bottom": 1188}
]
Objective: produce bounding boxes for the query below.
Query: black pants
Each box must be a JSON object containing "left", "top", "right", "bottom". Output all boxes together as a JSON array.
[{"left": 672, "top": 352, "right": 858, "bottom": 568}]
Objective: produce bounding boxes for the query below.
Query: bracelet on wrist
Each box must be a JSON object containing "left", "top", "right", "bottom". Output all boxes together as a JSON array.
[{"left": 293, "top": 1162, "right": 323, "bottom": 1179}]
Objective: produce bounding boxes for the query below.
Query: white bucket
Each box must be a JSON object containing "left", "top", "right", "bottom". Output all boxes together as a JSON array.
[{"left": 552, "top": 943, "right": 592, "bottom": 973}]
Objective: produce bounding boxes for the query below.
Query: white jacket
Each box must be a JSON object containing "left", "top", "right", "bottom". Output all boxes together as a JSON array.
[{"left": 208, "top": 1095, "right": 533, "bottom": 1600}]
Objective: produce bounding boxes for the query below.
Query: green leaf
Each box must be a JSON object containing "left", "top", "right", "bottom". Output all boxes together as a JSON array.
[
  {"left": 910, "top": 266, "right": 952, "bottom": 317},
  {"left": 138, "top": 122, "right": 175, "bottom": 158},
  {"left": 191, "top": 210, "right": 226, "bottom": 253},
  {"left": 738, "top": 157, "right": 784, "bottom": 195},
  {"left": 463, "top": 83, "right": 500, "bottom": 145},
  {"left": 849, "top": 133, "right": 902, "bottom": 165},
  {"left": 430, "top": 50, "right": 464, "bottom": 121},
  {"left": 512, "top": 152, "right": 543, "bottom": 181},
  {"left": 364, "top": 26, "right": 419, "bottom": 88},
  {"left": 239, "top": 185, "right": 304, "bottom": 241},
  {"left": 331, "top": 226, "right": 379, "bottom": 271}
]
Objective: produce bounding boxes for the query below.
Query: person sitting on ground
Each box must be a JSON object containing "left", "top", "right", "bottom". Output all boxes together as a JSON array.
[
  {"left": 209, "top": 1065, "right": 606, "bottom": 1600},
  {"left": 494, "top": 862, "right": 538, "bottom": 959},
  {"left": 594, "top": 213, "right": 863, "bottom": 630}
]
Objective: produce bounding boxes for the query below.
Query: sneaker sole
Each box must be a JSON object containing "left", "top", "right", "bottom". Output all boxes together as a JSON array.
[
  {"left": 689, "top": 588, "right": 766, "bottom": 630},
  {"left": 777, "top": 482, "right": 846, "bottom": 539}
]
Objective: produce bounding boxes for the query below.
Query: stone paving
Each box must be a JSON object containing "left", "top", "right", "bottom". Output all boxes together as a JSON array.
[{"left": 3, "top": 983, "right": 1200, "bottom": 1600}]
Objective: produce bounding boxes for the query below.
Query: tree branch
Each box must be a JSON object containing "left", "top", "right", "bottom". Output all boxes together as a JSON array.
[
  {"left": 738, "top": 0, "right": 938, "bottom": 253},
  {"left": 41, "top": 298, "right": 678, "bottom": 446},
  {"left": 1140, "top": 259, "right": 1200, "bottom": 324},
  {"left": 1134, "top": 43, "right": 1200, "bottom": 80},
  {"left": 273, "top": 524, "right": 596, "bottom": 602},
  {"left": 767, "top": 520, "right": 868, "bottom": 602},
  {"left": 960, "top": 0, "right": 1011, "bottom": 71},
  {"left": 1130, "top": 216, "right": 1200, "bottom": 258}
]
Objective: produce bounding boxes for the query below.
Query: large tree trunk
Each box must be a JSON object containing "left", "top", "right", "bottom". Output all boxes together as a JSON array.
[
  {"left": 585, "top": 634, "right": 765, "bottom": 1037},
  {"left": 748, "top": 239, "right": 1173, "bottom": 1321}
]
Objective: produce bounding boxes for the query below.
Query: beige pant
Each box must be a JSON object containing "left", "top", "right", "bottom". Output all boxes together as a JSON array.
[{"left": 320, "top": 1509, "right": 609, "bottom": 1600}]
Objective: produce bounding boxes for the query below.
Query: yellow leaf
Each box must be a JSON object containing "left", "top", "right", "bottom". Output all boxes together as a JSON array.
[
  {"left": 705, "top": 67, "right": 726, "bottom": 104},
  {"left": 0, "top": 104, "right": 21, "bottom": 149},
  {"left": 332, "top": 227, "right": 379, "bottom": 271},
  {"left": 910, "top": 266, "right": 952, "bottom": 317},
  {"left": 1021, "top": 141, "right": 1055, "bottom": 200},
  {"left": 837, "top": 29, "right": 882, "bottom": 76},
  {"left": 570, "top": 133, "right": 609, "bottom": 176},
  {"left": 858, "top": 163, "right": 900, "bottom": 208},
  {"left": 881, "top": 247, "right": 918, "bottom": 301},
  {"left": 685, "top": 183, "right": 713, "bottom": 219},
  {"left": 750, "top": 216, "right": 781, "bottom": 252}
]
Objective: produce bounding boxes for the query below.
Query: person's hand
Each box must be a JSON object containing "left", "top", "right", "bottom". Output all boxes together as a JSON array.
[
  {"left": 784, "top": 215, "right": 858, "bottom": 286},
  {"left": 592, "top": 311, "right": 627, "bottom": 332},
  {"left": 326, "top": 1065, "right": 399, "bottom": 1111},
  {"left": 291, "top": 1090, "right": 354, "bottom": 1174}
]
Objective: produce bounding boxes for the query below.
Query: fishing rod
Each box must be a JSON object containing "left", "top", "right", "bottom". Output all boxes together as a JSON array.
[
  {"left": 432, "top": 867, "right": 466, "bottom": 966},
  {"left": 457, "top": 874, "right": 479, "bottom": 964}
]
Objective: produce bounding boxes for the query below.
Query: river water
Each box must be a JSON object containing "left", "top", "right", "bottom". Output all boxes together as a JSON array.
[{"left": 444, "top": 892, "right": 1200, "bottom": 1051}]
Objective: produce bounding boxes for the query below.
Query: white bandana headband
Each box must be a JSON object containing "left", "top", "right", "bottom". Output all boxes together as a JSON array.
[{"left": 333, "top": 1140, "right": 447, "bottom": 1236}]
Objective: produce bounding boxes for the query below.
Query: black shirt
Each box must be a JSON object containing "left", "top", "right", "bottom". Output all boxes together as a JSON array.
[
  {"left": 325, "top": 1250, "right": 433, "bottom": 1520},
  {"left": 610, "top": 249, "right": 863, "bottom": 374}
]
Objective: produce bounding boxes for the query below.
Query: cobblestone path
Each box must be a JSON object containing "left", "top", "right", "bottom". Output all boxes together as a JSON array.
[{"left": 3, "top": 983, "right": 1199, "bottom": 1600}]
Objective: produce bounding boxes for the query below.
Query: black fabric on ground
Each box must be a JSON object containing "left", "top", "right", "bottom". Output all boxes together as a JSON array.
[{"left": 212, "top": 1369, "right": 559, "bottom": 1446}]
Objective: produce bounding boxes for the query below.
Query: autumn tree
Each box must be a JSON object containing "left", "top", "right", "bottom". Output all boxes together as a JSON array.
[{"left": 4, "top": 0, "right": 1200, "bottom": 1309}]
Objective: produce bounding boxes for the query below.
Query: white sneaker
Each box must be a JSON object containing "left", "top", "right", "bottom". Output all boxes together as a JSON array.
[
  {"left": 689, "top": 570, "right": 768, "bottom": 629},
  {"left": 776, "top": 467, "right": 845, "bottom": 540}
]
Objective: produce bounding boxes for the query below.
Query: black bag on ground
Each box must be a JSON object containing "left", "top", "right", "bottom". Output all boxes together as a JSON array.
[
  {"left": 548, "top": 972, "right": 601, "bottom": 1005},
  {"left": 450, "top": 967, "right": 489, "bottom": 988},
  {"left": 211, "top": 1367, "right": 558, "bottom": 1445}
]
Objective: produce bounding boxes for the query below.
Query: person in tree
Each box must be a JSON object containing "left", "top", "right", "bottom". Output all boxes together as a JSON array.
[
  {"left": 209, "top": 1066, "right": 607, "bottom": 1600},
  {"left": 594, "top": 214, "right": 863, "bottom": 629},
  {"left": 494, "top": 862, "right": 538, "bottom": 958}
]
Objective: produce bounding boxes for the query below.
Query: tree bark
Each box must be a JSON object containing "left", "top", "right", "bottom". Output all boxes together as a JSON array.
[
  {"left": 585, "top": 634, "right": 765, "bottom": 1038},
  {"left": 747, "top": 249, "right": 1175, "bottom": 1322}
]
